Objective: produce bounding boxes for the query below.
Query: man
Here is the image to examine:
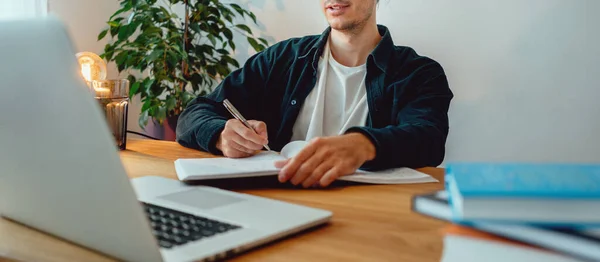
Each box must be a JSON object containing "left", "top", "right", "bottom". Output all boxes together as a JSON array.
[{"left": 176, "top": 0, "right": 453, "bottom": 188}]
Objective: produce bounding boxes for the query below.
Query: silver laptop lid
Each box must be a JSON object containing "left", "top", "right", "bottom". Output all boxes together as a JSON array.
[{"left": 0, "top": 16, "right": 163, "bottom": 262}]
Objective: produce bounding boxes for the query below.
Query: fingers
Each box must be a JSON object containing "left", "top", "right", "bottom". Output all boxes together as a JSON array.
[
  {"left": 290, "top": 150, "right": 327, "bottom": 186},
  {"left": 274, "top": 158, "right": 290, "bottom": 169},
  {"left": 230, "top": 120, "right": 268, "bottom": 146},
  {"left": 302, "top": 160, "right": 334, "bottom": 188},
  {"left": 278, "top": 139, "right": 319, "bottom": 182},
  {"left": 231, "top": 132, "right": 263, "bottom": 151},
  {"left": 219, "top": 119, "right": 267, "bottom": 157},
  {"left": 248, "top": 120, "right": 268, "bottom": 141},
  {"left": 229, "top": 139, "right": 256, "bottom": 154},
  {"left": 320, "top": 166, "right": 344, "bottom": 187},
  {"left": 221, "top": 138, "right": 255, "bottom": 158}
]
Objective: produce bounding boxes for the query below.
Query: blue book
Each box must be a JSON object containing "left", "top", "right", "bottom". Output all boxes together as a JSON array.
[
  {"left": 411, "top": 190, "right": 600, "bottom": 261},
  {"left": 445, "top": 162, "right": 600, "bottom": 225}
]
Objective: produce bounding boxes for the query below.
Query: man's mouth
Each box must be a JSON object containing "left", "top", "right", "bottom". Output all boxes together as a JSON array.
[
  {"left": 328, "top": 4, "right": 348, "bottom": 9},
  {"left": 326, "top": 3, "right": 350, "bottom": 14}
]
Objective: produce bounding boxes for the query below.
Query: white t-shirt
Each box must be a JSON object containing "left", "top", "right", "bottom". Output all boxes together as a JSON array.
[{"left": 291, "top": 40, "right": 369, "bottom": 141}]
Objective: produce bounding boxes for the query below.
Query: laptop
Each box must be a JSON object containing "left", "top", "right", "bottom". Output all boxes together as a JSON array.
[{"left": 0, "top": 16, "right": 332, "bottom": 262}]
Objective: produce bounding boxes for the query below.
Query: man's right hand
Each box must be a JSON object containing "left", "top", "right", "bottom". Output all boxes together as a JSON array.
[{"left": 216, "top": 119, "right": 269, "bottom": 158}]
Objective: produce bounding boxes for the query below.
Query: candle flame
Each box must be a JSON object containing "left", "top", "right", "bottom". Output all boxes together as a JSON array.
[{"left": 81, "top": 63, "right": 92, "bottom": 82}]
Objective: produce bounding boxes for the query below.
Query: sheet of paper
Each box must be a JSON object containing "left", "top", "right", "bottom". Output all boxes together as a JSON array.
[
  {"left": 338, "top": 168, "right": 439, "bottom": 184},
  {"left": 176, "top": 151, "right": 284, "bottom": 178},
  {"left": 176, "top": 140, "right": 438, "bottom": 184},
  {"left": 177, "top": 158, "right": 278, "bottom": 175}
]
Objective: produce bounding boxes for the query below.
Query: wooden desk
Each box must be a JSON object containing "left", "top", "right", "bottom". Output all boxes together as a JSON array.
[{"left": 0, "top": 139, "right": 448, "bottom": 262}]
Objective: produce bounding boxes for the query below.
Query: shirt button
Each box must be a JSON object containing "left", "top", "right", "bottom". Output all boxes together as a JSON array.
[{"left": 291, "top": 100, "right": 297, "bottom": 105}]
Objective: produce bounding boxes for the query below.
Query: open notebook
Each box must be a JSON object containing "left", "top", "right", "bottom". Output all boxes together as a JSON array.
[{"left": 175, "top": 141, "right": 438, "bottom": 185}]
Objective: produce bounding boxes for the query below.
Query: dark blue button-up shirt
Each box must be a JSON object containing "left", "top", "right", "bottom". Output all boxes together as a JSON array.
[{"left": 176, "top": 25, "right": 453, "bottom": 170}]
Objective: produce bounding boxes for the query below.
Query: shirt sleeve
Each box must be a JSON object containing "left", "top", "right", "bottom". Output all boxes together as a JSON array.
[
  {"left": 345, "top": 62, "right": 453, "bottom": 170},
  {"left": 175, "top": 49, "right": 273, "bottom": 155}
]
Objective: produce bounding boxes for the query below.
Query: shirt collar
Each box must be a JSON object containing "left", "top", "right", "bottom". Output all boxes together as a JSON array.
[
  {"left": 369, "top": 25, "right": 394, "bottom": 74},
  {"left": 302, "top": 25, "right": 395, "bottom": 74}
]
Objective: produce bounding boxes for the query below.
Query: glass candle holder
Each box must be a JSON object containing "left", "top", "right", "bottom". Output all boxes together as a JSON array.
[{"left": 91, "top": 79, "right": 129, "bottom": 150}]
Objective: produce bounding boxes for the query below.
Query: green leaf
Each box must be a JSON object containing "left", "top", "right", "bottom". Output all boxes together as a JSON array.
[
  {"left": 141, "top": 98, "right": 152, "bottom": 112},
  {"left": 224, "top": 14, "right": 233, "bottom": 23},
  {"left": 118, "top": 20, "right": 140, "bottom": 42},
  {"left": 172, "top": 44, "right": 183, "bottom": 54},
  {"left": 108, "top": 21, "right": 120, "bottom": 27},
  {"left": 229, "top": 3, "right": 244, "bottom": 16},
  {"left": 223, "top": 56, "right": 240, "bottom": 68},
  {"left": 207, "top": 34, "right": 217, "bottom": 46},
  {"left": 110, "top": 5, "right": 132, "bottom": 20},
  {"left": 216, "top": 48, "right": 229, "bottom": 55},
  {"left": 159, "top": 6, "right": 172, "bottom": 19},
  {"left": 146, "top": 48, "right": 163, "bottom": 63},
  {"left": 190, "top": 23, "right": 201, "bottom": 34},
  {"left": 115, "top": 51, "right": 128, "bottom": 66},
  {"left": 228, "top": 40, "right": 236, "bottom": 51},
  {"left": 127, "top": 74, "right": 137, "bottom": 85},
  {"left": 206, "top": 66, "right": 216, "bottom": 77},
  {"left": 130, "top": 82, "right": 141, "bottom": 97},
  {"left": 235, "top": 24, "right": 252, "bottom": 35},
  {"left": 165, "top": 96, "right": 176, "bottom": 111},
  {"left": 247, "top": 37, "right": 261, "bottom": 51},
  {"left": 143, "top": 78, "right": 155, "bottom": 95},
  {"left": 138, "top": 110, "right": 149, "bottom": 129},
  {"left": 258, "top": 37, "right": 269, "bottom": 46},
  {"left": 118, "top": 25, "right": 131, "bottom": 41},
  {"left": 166, "top": 50, "right": 179, "bottom": 67},
  {"left": 98, "top": 29, "right": 108, "bottom": 41},
  {"left": 182, "top": 91, "right": 194, "bottom": 106},
  {"left": 148, "top": 104, "right": 158, "bottom": 118},
  {"left": 110, "top": 24, "right": 120, "bottom": 37},
  {"left": 145, "top": 27, "right": 163, "bottom": 36},
  {"left": 248, "top": 12, "right": 257, "bottom": 24},
  {"left": 104, "top": 51, "right": 115, "bottom": 62},
  {"left": 190, "top": 74, "right": 203, "bottom": 91},
  {"left": 157, "top": 107, "right": 167, "bottom": 122},
  {"left": 126, "top": 55, "right": 138, "bottom": 68},
  {"left": 196, "top": 4, "right": 205, "bottom": 15}
]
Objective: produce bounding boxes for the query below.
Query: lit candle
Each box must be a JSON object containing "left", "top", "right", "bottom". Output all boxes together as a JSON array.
[
  {"left": 81, "top": 63, "right": 92, "bottom": 82},
  {"left": 94, "top": 87, "right": 111, "bottom": 98}
]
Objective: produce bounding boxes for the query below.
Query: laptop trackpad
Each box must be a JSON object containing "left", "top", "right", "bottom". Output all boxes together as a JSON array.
[{"left": 159, "top": 189, "right": 245, "bottom": 210}]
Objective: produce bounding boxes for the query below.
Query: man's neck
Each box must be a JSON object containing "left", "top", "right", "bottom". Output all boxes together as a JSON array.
[{"left": 328, "top": 24, "right": 382, "bottom": 67}]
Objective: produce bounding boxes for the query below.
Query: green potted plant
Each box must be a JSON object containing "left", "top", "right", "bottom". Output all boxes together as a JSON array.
[{"left": 98, "top": 0, "right": 269, "bottom": 136}]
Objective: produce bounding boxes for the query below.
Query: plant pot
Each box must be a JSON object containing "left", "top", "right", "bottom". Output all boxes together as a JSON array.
[{"left": 163, "top": 114, "right": 179, "bottom": 141}]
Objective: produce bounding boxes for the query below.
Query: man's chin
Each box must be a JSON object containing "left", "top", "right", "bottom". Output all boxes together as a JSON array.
[{"left": 327, "top": 21, "right": 355, "bottom": 31}]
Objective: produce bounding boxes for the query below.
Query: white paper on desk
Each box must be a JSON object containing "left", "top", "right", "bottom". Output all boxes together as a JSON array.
[
  {"left": 340, "top": 168, "right": 438, "bottom": 184},
  {"left": 175, "top": 140, "right": 438, "bottom": 184},
  {"left": 174, "top": 151, "right": 283, "bottom": 180}
]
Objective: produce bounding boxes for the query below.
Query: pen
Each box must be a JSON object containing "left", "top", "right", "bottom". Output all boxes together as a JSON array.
[{"left": 223, "top": 99, "right": 271, "bottom": 151}]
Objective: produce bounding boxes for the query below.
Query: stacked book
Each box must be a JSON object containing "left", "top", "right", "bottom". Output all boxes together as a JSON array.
[{"left": 411, "top": 163, "right": 600, "bottom": 261}]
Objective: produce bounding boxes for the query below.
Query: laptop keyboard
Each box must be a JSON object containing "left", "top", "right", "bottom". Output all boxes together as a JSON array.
[{"left": 141, "top": 202, "right": 241, "bottom": 249}]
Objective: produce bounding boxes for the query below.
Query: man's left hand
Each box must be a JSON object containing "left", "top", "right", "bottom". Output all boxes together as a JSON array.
[{"left": 275, "top": 133, "right": 376, "bottom": 188}]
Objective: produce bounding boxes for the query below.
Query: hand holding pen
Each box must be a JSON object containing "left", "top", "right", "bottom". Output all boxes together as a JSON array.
[{"left": 216, "top": 99, "right": 271, "bottom": 158}]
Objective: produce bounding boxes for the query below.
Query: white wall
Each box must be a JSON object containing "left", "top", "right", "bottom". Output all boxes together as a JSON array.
[
  {"left": 376, "top": 0, "right": 600, "bottom": 164},
  {"left": 0, "top": 0, "right": 47, "bottom": 19},
  {"left": 49, "top": 0, "right": 600, "bottom": 164},
  {"left": 48, "top": 0, "right": 120, "bottom": 77}
]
